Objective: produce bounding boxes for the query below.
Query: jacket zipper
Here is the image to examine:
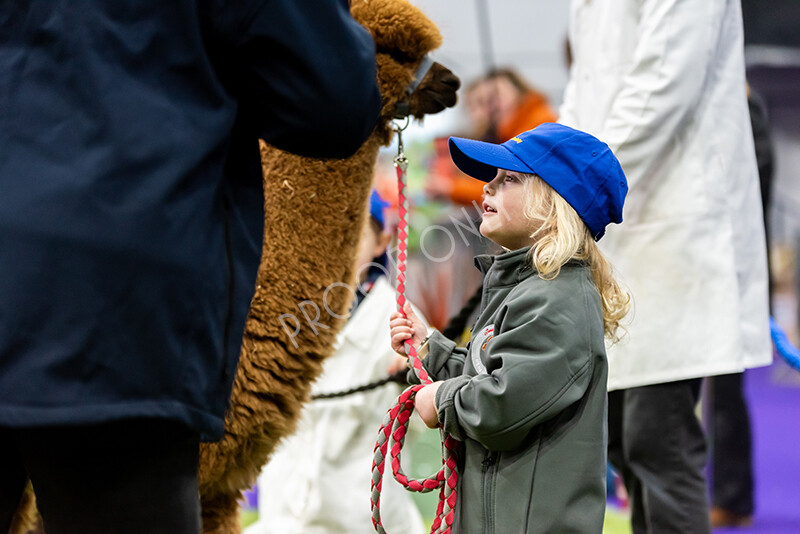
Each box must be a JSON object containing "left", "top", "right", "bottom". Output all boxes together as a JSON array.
[{"left": 482, "top": 451, "right": 498, "bottom": 534}]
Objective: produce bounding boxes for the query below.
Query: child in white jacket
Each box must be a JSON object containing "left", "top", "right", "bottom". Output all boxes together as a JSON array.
[{"left": 246, "top": 190, "right": 427, "bottom": 534}]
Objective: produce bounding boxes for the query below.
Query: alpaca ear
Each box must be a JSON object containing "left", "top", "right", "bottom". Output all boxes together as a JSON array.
[{"left": 407, "top": 62, "right": 460, "bottom": 118}]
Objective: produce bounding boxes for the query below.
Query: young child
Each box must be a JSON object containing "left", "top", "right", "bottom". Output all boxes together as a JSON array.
[
  {"left": 390, "top": 122, "right": 630, "bottom": 533},
  {"left": 247, "top": 190, "right": 427, "bottom": 534}
]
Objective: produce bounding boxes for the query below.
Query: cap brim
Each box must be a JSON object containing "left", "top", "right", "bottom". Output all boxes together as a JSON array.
[{"left": 449, "top": 137, "right": 532, "bottom": 182}]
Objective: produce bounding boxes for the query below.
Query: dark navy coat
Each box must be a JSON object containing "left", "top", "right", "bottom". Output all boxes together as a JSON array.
[{"left": 0, "top": 0, "right": 381, "bottom": 440}]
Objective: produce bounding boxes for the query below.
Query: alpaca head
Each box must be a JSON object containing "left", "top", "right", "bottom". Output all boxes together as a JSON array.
[{"left": 350, "top": 0, "right": 460, "bottom": 144}]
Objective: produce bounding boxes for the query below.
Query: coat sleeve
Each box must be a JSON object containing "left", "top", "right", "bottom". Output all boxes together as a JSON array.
[
  {"left": 232, "top": 0, "right": 381, "bottom": 159},
  {"left": 434, "top": 279, "right": 599, "bottom": 451},
  {"left": 405, "top": 330, "right": 466, "bottom": 384},
  {"left": 424, "top": 330, "right": 468, "bottom": 380},
  {"left": 590, "top": 0, "right": 727, "bottom": 193}
]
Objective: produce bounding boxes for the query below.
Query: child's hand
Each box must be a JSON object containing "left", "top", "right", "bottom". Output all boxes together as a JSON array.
[
  {"left": 389, "top": 302, "right": 426, "bottom": 356},
  {"left": 415, "top": 382, "right": 442, "bottom": 428}
]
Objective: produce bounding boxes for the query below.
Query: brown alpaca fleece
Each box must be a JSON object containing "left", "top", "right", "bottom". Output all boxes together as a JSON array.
[
  {"left": 197, "top": 1, "right": 456, "bottom": 532},
  {"left": 197, "top": 136, "right": 382, "bottom": 533},
  {"left": 10, "top": 2, "right": 457, "bottom": 533}
]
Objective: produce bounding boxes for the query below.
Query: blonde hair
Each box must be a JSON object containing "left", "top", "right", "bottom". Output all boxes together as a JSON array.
[{"left": 521, "top": 174, "right": 630, "bottom": 342}]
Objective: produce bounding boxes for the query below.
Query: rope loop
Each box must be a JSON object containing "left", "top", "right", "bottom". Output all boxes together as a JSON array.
[
  {"left": 371, "top": 132, "right": 460, "bottom": 534},
  {"left": 370, "top": 385, "right": 459, "bottom": 534}
]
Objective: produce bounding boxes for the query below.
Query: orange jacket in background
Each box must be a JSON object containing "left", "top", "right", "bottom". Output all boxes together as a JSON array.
[{"left": 434, "top": 91, "right": 558, "bottom": 206}]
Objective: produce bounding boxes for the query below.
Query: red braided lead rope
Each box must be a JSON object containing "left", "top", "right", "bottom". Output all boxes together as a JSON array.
[{"left": 370, "top": 125, "right": 459, "bottom": 534}]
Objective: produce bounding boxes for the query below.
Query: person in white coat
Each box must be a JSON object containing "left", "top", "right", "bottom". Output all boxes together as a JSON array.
[
  {"left": 559, "top": 1, "right": 772, "bottom": 532},
  {"left": 245, "top": 190, "right": 428, "bottom": 534}
]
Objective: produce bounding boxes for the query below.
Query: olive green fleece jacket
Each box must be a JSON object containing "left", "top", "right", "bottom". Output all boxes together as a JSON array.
[{"left": 421, "top": 247, "right": 608, "bottom": 533}]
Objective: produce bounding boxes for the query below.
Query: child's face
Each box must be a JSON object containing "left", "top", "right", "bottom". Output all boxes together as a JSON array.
[{"left": 480, "top": 169, "right": 534, "bottom": 251}]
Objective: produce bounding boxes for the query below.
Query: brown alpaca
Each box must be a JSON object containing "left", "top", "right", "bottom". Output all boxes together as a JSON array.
[
  {"left": 197, "top": 2, "right": 458, "bottom": 531},
  {"left": 10, "top": 1, "right": 457, "bottom": 533}
]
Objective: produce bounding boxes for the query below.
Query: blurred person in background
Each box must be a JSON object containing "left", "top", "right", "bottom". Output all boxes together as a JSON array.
[
  {"left": 560, "top": 1, "right": 772, "bottom": 533},
  {"left": 247, "top": 191, "right": 428, "bottom": 534},
  {"left": 481, "top": 68, "right": 558, "bottom": 144},
  {"left": 709, "top": 83, "right": 775, "bottom": 529},
  {"left": 427, "top": 68, "right": 558, "bottom": 207}
]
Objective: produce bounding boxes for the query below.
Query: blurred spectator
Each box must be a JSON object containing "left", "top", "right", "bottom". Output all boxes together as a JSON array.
[
  {"left": 426, "top": 68, "right": 557, "bottom": 206},
  {"left": 710, "top": 84, "right": 775, "bottom": 529},
  {"left": 560, "top": 1, "right": 772, "bottom": 533},
  {"left": 247, "top": 191, "right": 427, "bottom": 534},
  {"left": 482, "top": 68, "right": 558, "bottom": 143}
]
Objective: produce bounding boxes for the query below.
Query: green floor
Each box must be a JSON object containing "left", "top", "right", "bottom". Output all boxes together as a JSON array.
[
  {"left": 241, "top": 426, "right": 633, "bottom": 533},
  {"left": 603, "top": 509, "right": 633, "bottom": 534},
  {"left": 241, "top": 509, "right": 630, "bottom": 533}
]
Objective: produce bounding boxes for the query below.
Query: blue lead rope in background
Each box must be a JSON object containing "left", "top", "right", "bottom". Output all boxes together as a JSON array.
[{"left": 770, "top": 317, "right": 800, "bottom": 372}]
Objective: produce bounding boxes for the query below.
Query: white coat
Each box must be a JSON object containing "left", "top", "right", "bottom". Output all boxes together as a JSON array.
[
  {"left": 559, "top": 0, "right": 772, "bottom": 390},
  {"left": 245, "top": 276, "right": 427, "bottom": 534}
]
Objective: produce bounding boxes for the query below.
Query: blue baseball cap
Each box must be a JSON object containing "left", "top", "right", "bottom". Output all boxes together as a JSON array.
[
  {"left": 369, "top": 189, "right": 389, "bottom": 230},
  {"left": 448, "top": 123, "right": 627, "bottom": 240}
]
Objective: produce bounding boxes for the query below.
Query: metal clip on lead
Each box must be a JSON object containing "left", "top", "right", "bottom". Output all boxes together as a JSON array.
[{"left": 392, "top": 117, "right": 410, "bottom": 172}]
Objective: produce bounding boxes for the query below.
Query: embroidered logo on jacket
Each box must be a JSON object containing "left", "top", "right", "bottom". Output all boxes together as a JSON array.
[{"left": 469, "top": 324, "right": 493, "bottom": 374}]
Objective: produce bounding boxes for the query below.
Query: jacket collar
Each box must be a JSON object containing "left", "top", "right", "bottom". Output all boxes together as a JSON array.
[{"left": 474, "top": 246, "right": 534, "bottom": 287}]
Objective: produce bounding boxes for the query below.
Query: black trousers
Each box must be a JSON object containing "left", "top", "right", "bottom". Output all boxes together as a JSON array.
[
  {"left": 710, "top": 372, "right": 754, "bottom": 515},
  {"left": 608, "top": 379, "right": 711, "bottom": 534},
  {"left": 0, "top": 419, "right": 201, "bottom": 534}
]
